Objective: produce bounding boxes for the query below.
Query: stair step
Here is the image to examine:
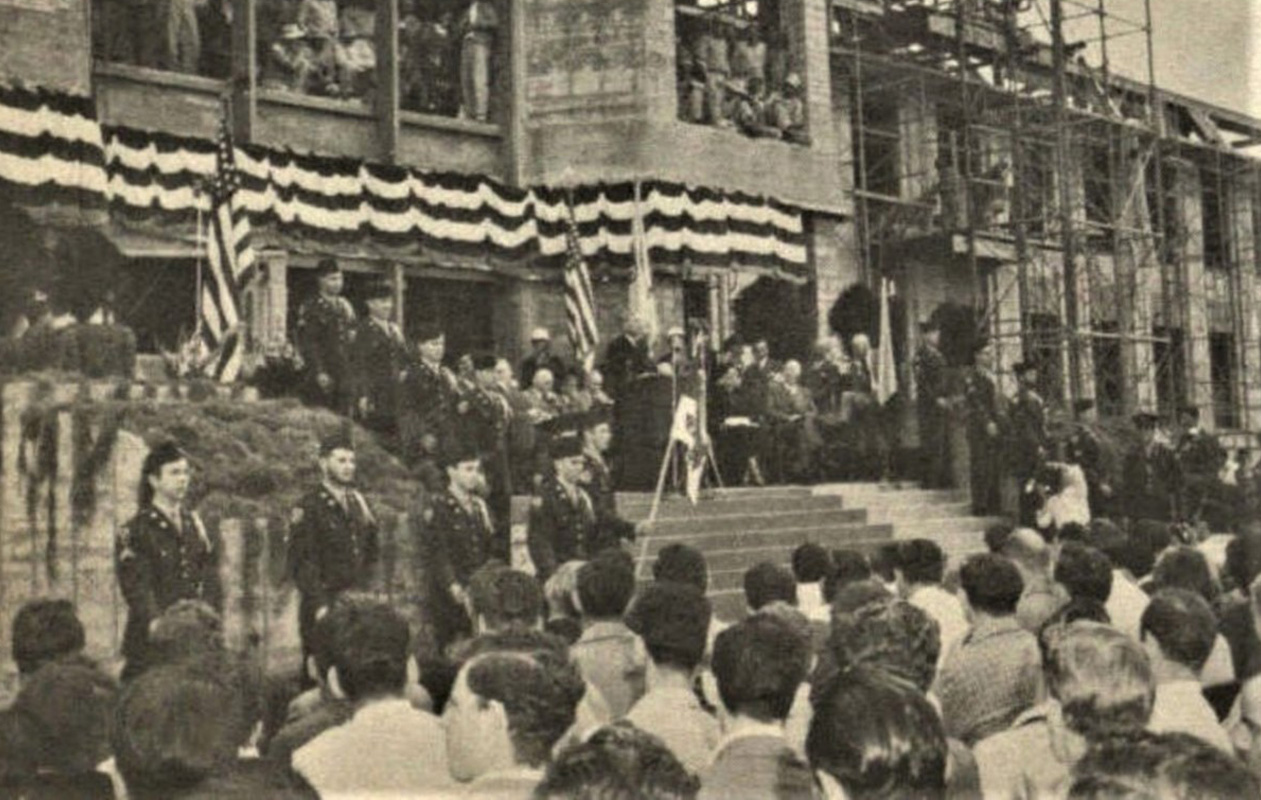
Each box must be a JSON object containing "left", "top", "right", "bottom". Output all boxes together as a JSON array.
[
  {"left": 621, "top": 494, "right": 846, "bottom": 520},
  {"left": 618, "top": 486, "right": 814, "bottom": 505},
  {"left": 834, "top": 490, "right": 971, "bottom": 508},
  {"left": 640, "top": 522, "right": 894, "bottom": 555},
  {"left": 639, "top": 529, "right": 895, "bottom": 572},
  {"left": 644, "top": 507, "right": 865, "bottom": 535}
]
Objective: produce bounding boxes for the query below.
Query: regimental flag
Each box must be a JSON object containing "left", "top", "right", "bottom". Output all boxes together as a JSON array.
[
  {"left": 875, "top": 277, "right": 899, "bottom": 406},
  {"left": 200, "top": 112, "right": 257, "bottom": 383},
  {"left": 669, "top": 394, "right": 709, "bottom": 504},
  {"left": 563, "top": 200, "right": 599, "bottom": 373},
  {"left": 630, "top": 180, "right": 660, "bottom": 345}
]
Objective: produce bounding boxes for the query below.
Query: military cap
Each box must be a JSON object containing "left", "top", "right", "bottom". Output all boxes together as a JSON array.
[
  {"left": 666, "top": 326, "right": 685, "bottom": 339},
  {"left": 319, "top": 428, "right": 355, "bottom": 456},
  {"left": 441, "top": 439, "right": 481, "bottom": 469},
  {"left": 143, "top": 440, "right": 187, "bottom": 474},
  {"left": 364, "top": 280, "right": 393, "bottom": 300},
  {"left": 530, "top": 327, "right": 551, "bottom": 342},
  {"left": 537, "top": 413, "right": 585, "bottom": 439},
  {"left": 413, "top": 317, "right": 443, "bottom": 343},
  {"left": 581, "top": 406, "right": 612, "bottom": 431},
  {"left": 315, "top": 258, "right": 341, "bottom": 277},
  {"left": 472, "top": 353, "right": 498, "bottom": 372},
  {"left": 551, "top": 432, "right": 584, "bottom": 460}
]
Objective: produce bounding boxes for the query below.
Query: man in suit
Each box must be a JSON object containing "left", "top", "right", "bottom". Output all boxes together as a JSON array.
[
  {"left": 1009, "top": 360, "right": 1048, "bottom": 526},
  {"left": 398, "top": 319, "right": 459, "bottom": 465},
  {"left": 1123, "top": 411, "right": 1179, "bottom": 523},
  {"left": 351, "top": 280, "right": 408, "bottom": 438},
  {"left": 287, "top": 431, "right": 380, "bottom": 664},
  {"left": 520, "top": 327, "right": 569, "bottom": 390},
  {"left": 464, "top": 353, "right": 514, "bottom": 556},
  {"left": 601, "top": 316, "right": 655, "bottom": 405},
  {"left": 964, "top": 340, "right": 1003, "bottom": 516},
  {"left": 914, "top": 320, "right": 951, "bottom": 489},
  {"left": 296, "top": 258, "right": 356, "bottom": 414},
  {"left": 1175, "top": 404, "right": 1225, "bottom": 524}
]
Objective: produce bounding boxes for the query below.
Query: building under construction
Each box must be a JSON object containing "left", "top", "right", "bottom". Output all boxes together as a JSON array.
[{"left": 833, "top": 0, "right": 1261, "bottom": 442}]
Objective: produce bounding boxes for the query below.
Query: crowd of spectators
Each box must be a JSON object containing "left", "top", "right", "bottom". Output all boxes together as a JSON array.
[{"left": 8, "top": 513, "right": 1261, "bottom": 798}]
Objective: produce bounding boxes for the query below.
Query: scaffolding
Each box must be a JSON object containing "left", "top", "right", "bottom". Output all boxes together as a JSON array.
[{"left": 831, "top": 0, "right": 1261, "bottom": 438}]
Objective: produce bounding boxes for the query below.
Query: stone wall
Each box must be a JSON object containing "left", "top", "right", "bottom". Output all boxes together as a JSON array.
[{"left": 0, "top": 0, "right": 91, "bottom": 95}]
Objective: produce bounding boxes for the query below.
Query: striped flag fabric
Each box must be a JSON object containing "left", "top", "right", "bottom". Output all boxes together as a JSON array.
[
  {"left": 563, "top": 200, "right": 599, "bottom": 372},
  {"left": 875, "top": 277, "right": 899, "bottom": 405},
  {"left": 200, "top": 113, "right": 257, "bottom": 383}
]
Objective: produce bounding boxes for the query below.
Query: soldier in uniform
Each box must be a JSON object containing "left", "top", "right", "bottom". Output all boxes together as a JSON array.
[
  {"left": 287, "top": 431, "right": 380, "bottom": 664},
  {"left": 528, "top": 431, "right": 632, "bottom": 582},
  {"left": 579, "top": 407, "right": 648, "bottom": 543},
  {"left": 963, "top": 340, "right": 1003, "bottom": 516},
  {"left": 1009, "top": 360, "right": 1049, "bottom": 526},
  {"left": 464, "top": 353, "right": 514, "bottom": 557},
  {"left": 398, "top": 318, "right": 459, "bottom": 465},
  {"left": 418, "top": 443, "right": 494, "bottom": 651},
  {"left": 1174, "top": 403, "right": 1225, "bottom": 524},
  {"left": 296, "top": 258, "right": 356, "bottom": 414},
  {"left": 115, "top": 441, "right": 222, "bottom": 681},
  {"left": 1122, "top": 411, "right": 1179, "bottom": 523},
  {"left": 914, "top": 320, "right": 951, "bottom": 488},
  {"left": 1066, "top": 398, "right": 1112, "bottom": 518},
  {"left": 351, "top": 280, "right": 408, "bottom": 439}
]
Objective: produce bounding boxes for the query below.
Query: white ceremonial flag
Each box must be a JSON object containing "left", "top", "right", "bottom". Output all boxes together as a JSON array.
[
  {"left": 630, "top": 180, "right": 660, "bottom": 345},
  {"left": 876, "top": 277, "right": 899, "bottom": 406}
]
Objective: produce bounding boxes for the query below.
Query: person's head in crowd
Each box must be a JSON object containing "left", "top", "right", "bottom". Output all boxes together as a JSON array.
[
  {"left": 494, "top": 358, "right": 515, "bottom": 390},
  {"left": 304, "top": 598, "right": 342, "bottom": 694},
  {"left": 469, "top": 564, "right": 543, "bottom": 634},
  {"left": 535, "top": 721, "right": 700, "bottom": 800},
  {"left": 1140, "top": 589, "right": 1218, "bottom": 681},
  {"left": 894, "top": 539, "right": 946, "bottom": 595},
  {"left": 576, "top": 550, "right": 636, "bottom": 623},
  {"left": 532, "top": 367, "right": 555, "bottom": 394},
  {"left": 1225, "top": 529, "right": 1261, "bottom": 596},
  {"left": 1043, "top": 622, "right": 1154, "bottom": 748},
  {"left": 543, "top": 560, "right": 585, "bottom": 622},
  {"left": 824, "top": 593, "right": 939, "bottom": 697},
  {"left": 139, "top": 440, "right": 191, "bottom": 509},
  {"left": 325, "top": 598, "right": 411, "bottom": 705},
  {"left": 315, "top": 258, "right": 343, "bottom": 297},
  {"left": 364, "top": 280, "right": 394, "bottom": 322},
  {"left": 743, "top": 561, "right": 799, "bottom": 612},
  {"left": 581, "top": 408, "right": 614, "bottom": 455},
  {"left": 711, "top": 614, "right": 811, "bottom": 726},
  {"left": 652, "top": 543, "right": 709, "bottom": 592},
  {"left": 530, "top": 327, "right": 552, "bottom": 356},
  {"left": 869, "top": 543, "right": 901, "bottom": 591},
  {"left": 8, "top": 657, "right": 117, "bottom": 778},
  {"left": 824, "top": 549, "right": 872, "bottom": 604},
  {"left": 444, "top": 444, "right": 484, "bottom": 497},
  {"left": 959, "top": 552, "right": 1024, "bottom": 623},
  {"left": 625, "top": 582, "right": 712, "bottom": 682},
  {"left": 1177, "top": 404, "right": 1200, "bottom": 431},
  {"left": 1091, "top": 520, "right": 1144, "bottom": 580},
  {"left": 416, "top": 320, "right": 446, "bottom": 364},
  {"left": 1036, "top": 599, "right": 1111, "bottom": 665},
  {"left": 113, "top": 666, "right": 250, "bottom": 800},
  {"left": 1068, "top": 730, "right": 1260, "bottom": 800},
  {"left": 444, "top": 648, "right": 586, "bottom": 784},
  {"left": 807, "top": 667, "right": 948, "bottom": 800},
  {"left": 1150, "top": 546, "right": 1219, "bottom": 604},
  {"left": 984, "top": 521, "right": 1016, "bottom": 553},
  {"left": 850, "top": 334, "right": 871, "bottom": 360},
  {"left": 755, "top": 602, "right": 813, "bottom": 658},
  {"left": 11, "top": 598, "right": 86, "bottom": 678},
  {"left": 792, "top": 542, "right": 832, "bottom": 586},
  {"left": 1131, "top": 519, "right": 1174, "bottom": 568},
  {"left": 1057, "top": 522, "right": 1088, "bottom": 544},
  {"left": 1054, "top": 542, "right": 1113, "bottom": 605},
  {"left": 551, "top": 431, "right": 586, "bottom": 485},
  {"left": 147, "top": 600, "right": 225, "bottom": 668},
  {"left": 1002, "top": 526, "right": 1053, "bottom": 584},
  {"left": 753, "top": 338, "right": 771, "bottom": 363},
  {"left": 317, "top": 430, "right": 356, "bottom": 488}
]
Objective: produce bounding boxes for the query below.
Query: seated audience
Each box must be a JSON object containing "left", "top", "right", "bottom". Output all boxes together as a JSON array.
[
  {"left": 536, "top": 721, "right": 700, "bottom": 799},
  {"left": 1092, "top": 521, "right": 1152, "bottom": 642},
  {"left": 1149, "top": 546, "right": 1235, "bottom": 687},
  {"left": 869, "top": 542, "right": 901, "bottom": 596},
  {"left": 654, "top": 543, "right": 710, "bottom": 592},
  {"left": 10, "top": 598, "right": 89, "bottom": 679},
  {"left": 744, "top": 561, "right": 799, "bottom": 613},
  {"left": 543, "top": 560, "right": 586, "bottom": 645},
  {"left": 1055, "top": 541, "right": 1115, "bottom": 618},
  {"left": 468, "top": 563, "right": 545, "bottom": 636},
  {"left": 1068, "top": 730, "right": 1259, "bottom": 799},
  {"left": 896, "top": 539, "right": 969, "bottom": 662},
  {"left": 935, "top": 553, "right": 1043, "bottom": 746},
  {"left": 570, "top": 550, "right": 646, "bottom": 719},
  {"left": 974, "top": 621, "right": 1155, "bottom": 798},
  {"left": 808, "top": 666, "right": 948, "bottom": 800},
  {"left": 292, "top": 598, "right": 454, "bottom": 797},
  {"left": 267, "top": 600, "right": 354, "bottom": 766},
  {"left": 700, "top": 614, "right": 815, "bottom": 800},
  {"left": 1001, "top": 526, "right": 1070, "bottom": 633},
  {"left": 444, "top": 645, "right": 586, "bottom": 797},
  {"left": 791, "top": 543, "right": 833, "bottom": 623},
  {"left": 984, "top": 521, "right": 1016, "bottom": 553},
  {"left": 624, "top": 581, "right": 719, "bottom": 775},
  {"left": 1141, "top": 589, "right": 1234, "bottom": 752},
  {"left": 1220, "top": 531, "right": 1261, "bottom": 682}
]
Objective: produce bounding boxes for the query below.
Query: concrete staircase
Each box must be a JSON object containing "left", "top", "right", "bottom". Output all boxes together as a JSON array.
[{"left": 621, "top": 483, "right": 997, "bottom": 622}]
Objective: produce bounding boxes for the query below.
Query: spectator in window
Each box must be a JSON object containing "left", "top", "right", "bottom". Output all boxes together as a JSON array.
[
  {"left": 701, "top": 614, "right": 813, "bottom": 800},
  {"left": 974, "top": 622, "right": 1155, "bottom": 798},
  {"left": 1142, "top": 589, "right": 1233, "bottom": 751},
  {"left": 733, "top": 76, "right": 779, "bottom": 138},
  {"left": 729, "top": 25, "right": 765, "bottom": 97},
  {"left": 935, "top": 553, "right": 1044, "bottom": 746},
  {"left": 770, "top": 72, "right": 807, "bottom": 143},
  {"left": 624, "top": 582, "right": 719, "bottom": 775},
  {"left": 459, "top": 0, "right": 499, "bottom": 121},
  {"left": 444, "top": 647, "right": 586, "bottom": 797},
  {"left": 159, "top": 0, "right": 202, "bottom": 74},
  {"left": 292, "top": 599, "right": 454, "bottom": 796},
  {"left": 896, "top": 539, "right": 968, "bottom": 663},
  {"left": 95, "top": 0, "right": 154, "bottom": 66},
  {"left": 744, "top": 561, "right": 799, "bottom": 614},
  {"left": 536, "top": 721, "right": 700, "bottom": 799},
  {"left": 1069, "top": 729, "right": 1259, "bottom": 800},
  {"left": 1001, "top": 527, "right": 1070, "bottom": 634},
  {"left": 197, "top": 0, "right": 233, "bottom": 79},
  {"left": 296, "top": 0, "right": 340, "bottom": 95},
  {"left": 262, "top": 24, "right": 318, "bottom": 94},
  {"left": 699, "top": 15, "right": 731, "bottom": 127},
  {"left": 337, "top": 0, "right": 376, "bottom": 101},
  {"left": 569, "top": 551, "right": 646, "bottom": 719},
  {"left": 808, "top": 666, "right": 948, "bottom": 800}
]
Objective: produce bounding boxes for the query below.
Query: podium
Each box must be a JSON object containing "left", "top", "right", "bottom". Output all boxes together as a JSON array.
[{"left": 616, "top": 374, "right": 675, "bottom": 491}]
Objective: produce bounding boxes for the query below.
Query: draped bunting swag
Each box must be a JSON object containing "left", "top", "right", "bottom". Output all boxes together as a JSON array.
[{"left": 0, "top": 83, "right": 808, "bottom": 277}]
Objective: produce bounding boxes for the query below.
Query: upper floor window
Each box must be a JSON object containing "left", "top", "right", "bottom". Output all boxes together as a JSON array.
[
  {"left": 1201, "top": 173, "right": 1230, "bottom": 270},
  {"left": 675, "top": 1, "right": 807, "bottom": 145},
  {"left": 93, "top": 0, "right": 235, "bottom": 80}
]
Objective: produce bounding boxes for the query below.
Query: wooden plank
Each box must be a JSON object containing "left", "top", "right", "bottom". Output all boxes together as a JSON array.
[{"left": 376, "top": 0, "right": 400, "bottom": 163}]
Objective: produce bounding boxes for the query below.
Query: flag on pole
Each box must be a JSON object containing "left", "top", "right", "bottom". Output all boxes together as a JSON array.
[
  {"left": 668, "top": 394, "right": 708, "bottom": 504},
  {"left": 630, "top": 180, "right": 660, "bottom": 345},
  {"left": 199, "top": 111, "right": 257, "bottom": 383},
  {"left": 875, "top": 277, "right": 899, "bottom": 405},
  {"left": 563, "top": 198, "right": 600, "bottom": 372}
]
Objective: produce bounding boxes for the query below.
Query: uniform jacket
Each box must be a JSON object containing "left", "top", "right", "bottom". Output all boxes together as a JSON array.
[
  {"left": 398, "top": 359, "right": 459, "bottom": 456},
  {"left": 581, "top": 451, "right": 636, "bottom": 542},
  {"left": 350, "top": 317, "right": 408, "bottom": 423},
  {"left": 914, "top": 343, "right": 948, "bottom": 408},
  {"left": 423, "top": 489, "right": 493, "bottom": 593},
  {"left": 296, "top": 295, "right": 355, "bottom": 386},
  {"left": 287, "top": 483, "right": 380, "bottom": 607},
  {"left": 963, "top": 368, "right": 1002, "bottom": 435},
  {"left": 527, "top": 475, "right": 602, "bottom": 580},
  {"left": 115, "top": 505, "right": 223, "bottom": 661},
  {"left": 1009, "top": 387, "right": 1048, "bottom": 478},
  {"left": 1123, "top": 440, "right": 1179, "bottom": 521},
  {"left": 464, "top": 386, "right": 512, "bottom": 454},
  {"left": 1177, "top": 428, "right": 1226, "bottom": 479}
]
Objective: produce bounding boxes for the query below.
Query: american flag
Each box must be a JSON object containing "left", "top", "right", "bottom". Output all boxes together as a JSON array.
[
  {"left": 563, "top": 200, "right": 599, "bottom": 372},
  {"left": 199, "top": 113, "right": 256, "bottom": 383}
]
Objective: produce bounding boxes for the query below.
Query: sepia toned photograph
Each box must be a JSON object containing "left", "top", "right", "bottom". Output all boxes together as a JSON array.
[{"left": 0, "top": 0, "right": 1259, "bottom": 797}]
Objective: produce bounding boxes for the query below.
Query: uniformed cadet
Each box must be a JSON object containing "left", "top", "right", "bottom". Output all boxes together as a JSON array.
[
  {"left": 398, "top": 318, "right": 459, "bottom": 465},
  {"left": 350, "top": 279, "right": 408, "bottom": 438},
  {"left": 914, "top": 320, "right": 951, "bottom": 488},
  {"left": 464, "top": 353, "right": 514, "bottom": 557},
  {"left": 287, "top": 431, "right": 380, "bottom": 663},
  {"left": 963, "top": 340, "right": 1003, "bottom": 516},
  {"left": 418, "top": 442, "right": 494, "bottom": 651},
  {"left": 1009, "top": 360, "right": 1049, "bottom": 526},
  {"left": 295, "top": 258, "right": 356, "bottom": 414},
  {"left": 1066, "top": 398, "right": 1111, "bottom": 518},
  {"left": 1123, "top": 411, "right": 1179, "bottom": 523},
  {"left": 115, "top": 441, "right": 222, "bottom": 681},
  {"left": 1174, "top": 403, "right": 1225, "bottom": 524},
  {"left": 527, "top": 431, "right": 626, "bottom": 582},
  {"left": 579, "top": 406, "right": 645, "bottom": 544}
]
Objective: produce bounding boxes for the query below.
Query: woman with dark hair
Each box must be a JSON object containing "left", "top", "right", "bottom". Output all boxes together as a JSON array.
[
  {"left": 807, "top": 666, "right": 948, "bottom": 800},
  {"left": 115, "top": 441, "right": 222, "bottom": 681}
]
